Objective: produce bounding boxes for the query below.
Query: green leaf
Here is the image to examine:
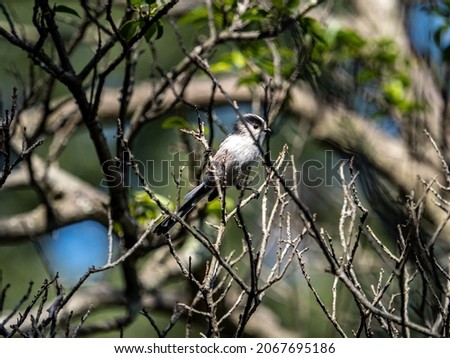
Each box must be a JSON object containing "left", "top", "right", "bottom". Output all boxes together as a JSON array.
[
  {"left": 54, "top": 4, "right": 81, "bottom": 18},
  {"left": 397, "top": 71, "right": 411, "bottom": 87},
  {"left": 299, "top": 17, "right": 326, "bottom": 44},
  {"left": 132, "top": 191, "right": 174, "bottom": 220},
  {"left": 383, "top": 79, "right": 405, "bottom": 105},
  {"left": 162, "top": 116, "right": 190, "bottom": 129},
  {"left": 237, "top": 72, "right": 262, "bottom": 86},
  {"left": 373, "top": 39, "right": 398, "bottom": 64},
  {"left": 144, "top": 24, "right": 157, "bottom": 42},
  {"left": 134, "top": 191, "right": 172, "bottom": 208},
  {"left": 240, "top": 7, "right": 268, "bottom": 21},
  {"left": 113, "top": 222, "right": 124, "bottom": 236},
  {"left": 223, "top": 0, "right": 238, "bottom": 7},
  {"left": 287, "top": 0, "right": 301, "bottom": 9},
  {"left": 179, "top": 6, "right": 208, "bottom": 26},
  {"left": 335, "top": 28, "right": 366, "bottom": 51},
  {"left": 144, "top": 0, "right": 157, "bottom": 5},
  {"left": 155, "top": 20, "right": 164, "bottom": 40},
  {"left": 120, "top": 20, "right": 140, "bottom": 42},
  {"left": 205, "top": 198, "right": 235, "bottom": 218},
  {"left": 357, "top": 69, "right": 377, "bottom": 84},
  {"left": 130, "top": 0, "right": 144, "bottom": 5},
  {"left": 210, "top": 61, "right": 233, "bottom": 73},
  {"left": 272, "top": 0, "right": 285, "bottom": 11},
  {"left": 230, "top": 50, "right": 246, "bottom": 68}
]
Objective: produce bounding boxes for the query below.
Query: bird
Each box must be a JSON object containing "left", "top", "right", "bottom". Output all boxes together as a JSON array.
[{"left": 154, "top": 113, "right": 270, "bottom": 235}]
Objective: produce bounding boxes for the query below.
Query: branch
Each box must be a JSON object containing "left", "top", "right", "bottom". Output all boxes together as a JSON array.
[{"left": 0, "top": 156, "right": 107, "bottom": 243}]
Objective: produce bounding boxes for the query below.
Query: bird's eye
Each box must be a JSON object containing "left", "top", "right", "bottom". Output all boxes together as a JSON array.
[{"left": 253, "top": 124, "right": 259, "bottom": 129}]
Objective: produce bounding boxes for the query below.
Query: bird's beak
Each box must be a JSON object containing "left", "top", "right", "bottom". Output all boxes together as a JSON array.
[{"left": 264, "top": 127, "right": 272, "bottom": 134}]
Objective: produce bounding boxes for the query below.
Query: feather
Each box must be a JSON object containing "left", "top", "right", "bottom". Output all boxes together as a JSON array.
[
  {"left": 153, "top": 182, "right": 211, "bottom": 235},
  {"left": 153, "top": 113, "right": 269, "bottom": 235}
]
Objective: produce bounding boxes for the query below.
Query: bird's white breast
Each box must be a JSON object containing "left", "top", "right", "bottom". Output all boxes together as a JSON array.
[{"left": 218, "top": 134, "right": 260, "bottom": 164}]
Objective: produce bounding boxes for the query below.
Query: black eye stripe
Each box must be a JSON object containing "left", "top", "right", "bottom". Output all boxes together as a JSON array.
[{"left": 243, "top": 115, "right": 265, "bottom": 127}]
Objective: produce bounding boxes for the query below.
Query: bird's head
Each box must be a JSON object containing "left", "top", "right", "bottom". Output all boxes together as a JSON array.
[{"left": 233, "top": 113, "right": 271, "bottom": 144}]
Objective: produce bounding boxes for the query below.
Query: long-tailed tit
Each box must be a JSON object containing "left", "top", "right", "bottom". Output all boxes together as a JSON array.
[{"left": 154, "top": 113, "right": 270, "bottom": 235}]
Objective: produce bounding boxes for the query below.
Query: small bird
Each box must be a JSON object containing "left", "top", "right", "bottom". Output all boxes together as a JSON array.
[{"left": 154, "top": 113, "right": 270, "bottom": 235}]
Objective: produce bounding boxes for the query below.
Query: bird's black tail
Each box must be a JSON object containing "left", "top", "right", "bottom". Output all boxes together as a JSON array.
[{"left": 153, "top": 182, "right": 211, "bottom": 235}]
